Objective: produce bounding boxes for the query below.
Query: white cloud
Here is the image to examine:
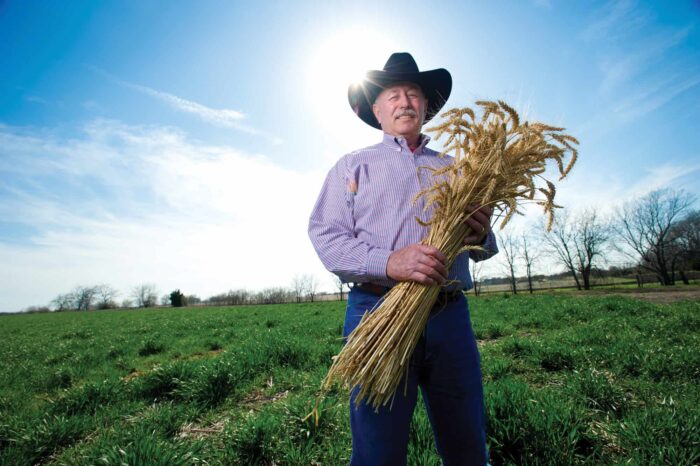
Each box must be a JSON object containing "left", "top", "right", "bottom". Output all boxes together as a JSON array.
[
  {"left": 598, "top": 26, "right": 694, "bottom": 93},
  {"left": 25, "top": 95, "right": 49, "bottom": 105},
  {"left": 122, "top": 81, "right": 246, "bottom": 126},
  {"left": 626, "top": 162, "right": 700, "bottom": 199},
  {"left": 582, "top": 0, "right": 649, "bottom": 42},
  {"left": 0, "top": 120, "right": 326, "bottom": 312},
  {"left": 88, "top": 66, "right": 281, "bottom": 143},
  {"left": 611, "top": 74, "right": 700, "bottom": 121}
]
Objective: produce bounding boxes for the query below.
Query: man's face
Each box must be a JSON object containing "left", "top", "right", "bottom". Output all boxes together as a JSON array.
[{"left": 372, "top": 82, "right": 428, "bottom": 140}]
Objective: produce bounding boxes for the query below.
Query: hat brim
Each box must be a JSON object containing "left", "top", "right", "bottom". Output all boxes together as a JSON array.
[{"left": 348, "top": 68, "right": 452, "bottom": 129}]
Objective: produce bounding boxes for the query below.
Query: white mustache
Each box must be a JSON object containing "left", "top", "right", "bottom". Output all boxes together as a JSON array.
[{"left": 394, "top": 109, "right": 418, "bottom": 119}]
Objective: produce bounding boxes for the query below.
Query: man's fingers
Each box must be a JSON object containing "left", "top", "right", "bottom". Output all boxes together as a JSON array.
[
  {"left": 465, "top": 205, "right": 494, "bottom": 231},
  {"left": 466, "top": 209, "right": 489, "bottom": 226},
  {"left": 415, "top": 262, "right": 446, "bottom": 284},
  {"left": 465, "top": 217, "right": 487, "bottom": 234},
  {"left": 418, "top": 255, "right": 448, "bottom": 280},
  {"left": 387, "top": 244, "right": 449, "bottom": 284},
  {"left": 463, "top": 234, "right": 481, "bottom": 245},
  {"left": 410, "top": 271, "right": 438, "bottom": 286},
  {"left": 467, "top": 204, "right": 493, "bottom": 216},
  {"left": 419, "top": 245, "right": 447, "bottom": 264}
]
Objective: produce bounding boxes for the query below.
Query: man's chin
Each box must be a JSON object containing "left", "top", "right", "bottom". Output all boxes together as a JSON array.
[{"left": 395, "top": 122, "right": 420, "bottom": 133}]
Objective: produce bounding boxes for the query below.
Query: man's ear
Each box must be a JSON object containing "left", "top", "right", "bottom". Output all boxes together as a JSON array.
[{"left": 372, "top": 103, "right": 381, "bottom": 125}]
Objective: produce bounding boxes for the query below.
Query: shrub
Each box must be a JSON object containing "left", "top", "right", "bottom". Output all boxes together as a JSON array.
[
  {"left": 98, "top": 426, "right": 200, "bottom": 466},
  {"left": 574, "top": 369, "right": 628, "bottom": 417},
  {"left": 42, "top": 367, "right": 74, "bottom": 390},
  {"left": 485, "top": 379, "right": 600, "bottom": 464},
  {"left": 2, "top": 415, "right": 89, "bottom": 465},
  {"left": 138, "top": 339, "right": 166, "bottom": 357},
  {"left": 474, "top": 324, "right": 507, "bottom": 340},
  {"left": 136, "top": 362, "right": 196, "bottom": 401},
  {"left": 482, "top": 357, "right": 512, "bottom": 381},
  {"left": 224, "top": 410, "right": 281, "bottom": 465},
  {"left": 207, "top": 341, "right": 223, "bottom": 351},
  {"left": 538, "top": 345, "right": 576, "bottom": 372},
  {"left": 106, "top": 346, "right": 125, "bottom": 359},
  {"left": 50, "top": 380, "right": 123, "bottom": 416},
  {"left": 501, "top": 337, "right": 535, "bottom": 359},
  {"left": 284, "top": 395, "right": 344, "bottom": 443},
  {"left": 265, "top": 319, "right": 279, "bottom": 328},
  {"left": 267, "top": 339, "right": 311, "bottom": 370},
  {"left": 619, "top": 404, "right": 700, "bottom": 465},
  {"left": 176, "top": 360, "right": 236, "bottom": 408}
]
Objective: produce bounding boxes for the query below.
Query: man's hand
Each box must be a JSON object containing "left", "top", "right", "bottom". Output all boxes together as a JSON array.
[
  {"left": 387, "top": 244, "right": 448, "bottom": 285},
  {"left": 463, "top": 204, "right": 493, "bottom": 246}
]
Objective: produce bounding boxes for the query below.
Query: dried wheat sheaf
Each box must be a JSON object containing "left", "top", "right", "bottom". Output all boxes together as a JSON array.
[{"left": 322, "top": 101, "right": 579, "bottom": 409}]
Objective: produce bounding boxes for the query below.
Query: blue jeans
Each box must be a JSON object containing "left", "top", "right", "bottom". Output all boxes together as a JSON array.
[{"left": 344, "top": 286, "right": 487, "bottom": 466}]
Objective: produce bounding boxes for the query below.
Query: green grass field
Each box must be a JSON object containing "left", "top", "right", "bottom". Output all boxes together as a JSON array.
[{"left": 1, "top": 294, "right": 698, "bottom": 465}]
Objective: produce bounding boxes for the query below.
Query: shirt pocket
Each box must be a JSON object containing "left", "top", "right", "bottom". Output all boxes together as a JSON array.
[{"left": 344, "top": 165, "right": 362, "bottom": 209}]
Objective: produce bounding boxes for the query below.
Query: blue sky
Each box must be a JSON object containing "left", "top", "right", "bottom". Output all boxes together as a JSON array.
[{"left": 1, "top": 0, "right": 699, "bottom": 312}]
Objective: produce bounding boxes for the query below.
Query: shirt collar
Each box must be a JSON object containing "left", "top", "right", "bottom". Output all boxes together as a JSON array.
[{"left": 381, "top": 132, "right": 432, "bottom": 155}]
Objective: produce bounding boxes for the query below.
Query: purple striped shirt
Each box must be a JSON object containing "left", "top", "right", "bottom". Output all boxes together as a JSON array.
[{"left": 308, "top": 132, "right": 497, "bottom": 290}]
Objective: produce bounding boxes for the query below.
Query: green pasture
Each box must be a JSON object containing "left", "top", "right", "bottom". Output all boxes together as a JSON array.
[{"left": 1, "top": 294, "right": 698, "bottom": 465}]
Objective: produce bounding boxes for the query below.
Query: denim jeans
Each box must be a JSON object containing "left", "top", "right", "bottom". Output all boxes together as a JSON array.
[{"left": 344, "top": 286, "right": 488, "bottom": 466}]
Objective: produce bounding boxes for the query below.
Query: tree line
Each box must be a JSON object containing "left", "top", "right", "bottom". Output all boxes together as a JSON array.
[
  {"left": 46, "top": 283, "right": 164, "bottom": 312},
  {"left": 487, "top": 188, "right": 698, "bottom": 294},
  {"left": 28, "top": 274, "right": 331, "bottom": 313},
  {"left": 23, "top": 188, "right": 697, "bottom": 312}
]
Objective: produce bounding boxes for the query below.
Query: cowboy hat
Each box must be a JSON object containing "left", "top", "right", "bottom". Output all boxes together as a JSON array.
[{"left": 348, "top": 52, "right": 452, "bottom": 129}]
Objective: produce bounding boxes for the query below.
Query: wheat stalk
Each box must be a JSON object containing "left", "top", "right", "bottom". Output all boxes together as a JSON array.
[{"left": 322, "top": 101, "right": 578, "bottom": 409}]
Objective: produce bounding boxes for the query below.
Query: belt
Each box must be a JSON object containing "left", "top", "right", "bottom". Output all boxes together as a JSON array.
[{"left": 354, "top": 283, "right": 464, "bottom": 307}]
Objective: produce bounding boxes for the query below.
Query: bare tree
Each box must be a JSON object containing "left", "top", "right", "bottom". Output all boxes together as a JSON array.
[
  {"left": 131, "top": 283, "right": 158, "bottom": 308},
  {"left": 615, "top": 189, "right": 696, "bottom": 285},
  {"left": 74, "top": 285, "right": 97, "bottom": 311},
  {"left": 670, "top": 210, "right": 700, "bottom": 283},
  {"left": 543, "top": 211, "right": 581, "bottom": 290},
  {"left": 51, "top": 292, "right": 76, "bottom": 311},
  {"left": 254, "top": 287, "right": 293, "bottom": 304},
  {"left": 292, "top": 275, "right": 305, "bottom": 303},
  {"left": 520, "top": 231, "right": 541, "bottom": 294},
  {"left": 498, "top": 231, "right": 520, "bottom": 294},
  {"left": 543, "top": 210, "right": 610, "bottom": 290},
  {"left": 332, "top": 274, "right": 347, "bottom": 301},
  {"left": 471, "top": 260, "right": 484, "bottom": 296},
  {"left": 304, "top": 274, "right": 319, "bottom": 302},
  {"left": 95, "top": 284, "right": 119, "bottom": 309},
  {"left": 187, "top": 294, "right": 202, "bottom": 305},
  {"left": 572, "top": 210, "right": 611, "bottom": 290},
  {"left": 207, "top": 289, "right": 250, "bottom": 306}
]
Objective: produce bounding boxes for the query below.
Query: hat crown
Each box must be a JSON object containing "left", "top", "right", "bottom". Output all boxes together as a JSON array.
[
  {"left": 383, "top": 52, "right": 420, "bottom": 73},
  {"left": 348, "top": 51, "right": 451, "bottom": 129}
]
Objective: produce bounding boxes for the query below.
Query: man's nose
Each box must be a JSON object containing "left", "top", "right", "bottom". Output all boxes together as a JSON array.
[{"left": 397, "top": 92, "right": 411, "bottom": 107}]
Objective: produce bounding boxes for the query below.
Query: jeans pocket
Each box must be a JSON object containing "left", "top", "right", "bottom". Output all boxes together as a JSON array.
[{"left": 343, "top": 289, "right": 381, "bottom": 339}]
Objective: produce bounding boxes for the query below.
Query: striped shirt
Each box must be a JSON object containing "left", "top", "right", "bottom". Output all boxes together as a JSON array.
[{"left": 308, "top": 132, "right": 497, "bottom": 290}]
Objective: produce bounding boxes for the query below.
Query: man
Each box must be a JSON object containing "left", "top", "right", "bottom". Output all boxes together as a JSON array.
[{"left": 308, "top": 52, "right": 497, "bottom": 466}]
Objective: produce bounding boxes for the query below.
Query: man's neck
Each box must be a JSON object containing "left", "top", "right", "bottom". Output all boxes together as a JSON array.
[
  {"left": 403, "top": 133, "right": 421, "bottom": 148},
  {"left": 386, "top": 132, "right": 422, "bottom": 151}
]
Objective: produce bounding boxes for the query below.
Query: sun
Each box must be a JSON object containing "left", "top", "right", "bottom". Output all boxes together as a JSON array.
[{"left": 305, "top": 28, "right": 396, "bottom": 123}]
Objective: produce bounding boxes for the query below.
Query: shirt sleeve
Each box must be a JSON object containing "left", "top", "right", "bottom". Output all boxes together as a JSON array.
[
  {"left": 469, "top": 230, "right": 498, "bottom": 262},
  {"left": 308, "top": 158, "right": 392, "bottom": 283}
]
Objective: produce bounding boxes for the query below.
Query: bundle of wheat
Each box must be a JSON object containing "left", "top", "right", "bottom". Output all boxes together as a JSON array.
[{"left": 322, "top": 101, "right": 579, "bottom": 409}]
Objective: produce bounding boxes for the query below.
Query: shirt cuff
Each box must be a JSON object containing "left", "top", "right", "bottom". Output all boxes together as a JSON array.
[{"left": 367, "top": 248, "right": 392, "bottom": 280}]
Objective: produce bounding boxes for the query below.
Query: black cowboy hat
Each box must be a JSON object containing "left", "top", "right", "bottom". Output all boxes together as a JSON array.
[{"left": 348, "top": 52, "right": 452, "bottom": 129}]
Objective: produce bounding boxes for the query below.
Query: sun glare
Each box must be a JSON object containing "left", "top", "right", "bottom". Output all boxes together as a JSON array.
[{"left": 306, "top": 29, "right": 396, "bottom": 123}]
